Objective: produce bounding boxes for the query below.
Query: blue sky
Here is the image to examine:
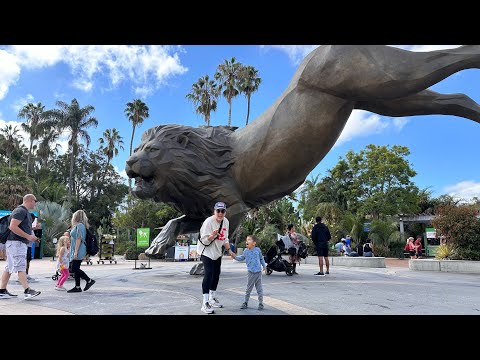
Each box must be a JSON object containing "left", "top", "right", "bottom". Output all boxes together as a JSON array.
[{"left": 0, "top": 45, "right": 479, "bottom": 201}]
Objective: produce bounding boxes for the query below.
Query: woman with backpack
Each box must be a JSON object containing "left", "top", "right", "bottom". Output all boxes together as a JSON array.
[{"left": 67, "top": 210, "right": 95, "bottom": 293}]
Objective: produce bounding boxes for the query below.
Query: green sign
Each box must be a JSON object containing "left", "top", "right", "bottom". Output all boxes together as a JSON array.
[{"left": 136, "top": 228, "right": 150, "bottom": 247}]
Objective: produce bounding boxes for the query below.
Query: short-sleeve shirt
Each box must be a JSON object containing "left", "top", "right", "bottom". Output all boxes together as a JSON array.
[
  {"left": 198, "top": 215, "right": 229, "bottom": 260},
  {"left": 9, "top": 205, "right": 32, "bottom": 245},
  {"left": 70, "top": 223, "right": 87, "bottom": 260}
]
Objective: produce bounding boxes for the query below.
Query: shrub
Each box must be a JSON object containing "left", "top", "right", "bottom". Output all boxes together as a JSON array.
[
  {"left": 433, "top": 205, "right": 480, "bottom": 260},
  {"left": 388, "top": 241, "right": 405, "bottom": 258},
  {"left": 435, "top": 244, "right": 456, "bottom": 260}
]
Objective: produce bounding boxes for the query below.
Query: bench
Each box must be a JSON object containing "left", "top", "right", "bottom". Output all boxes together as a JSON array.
[{"left": 403, "top": 249, "right": 426, "bottom": 258}]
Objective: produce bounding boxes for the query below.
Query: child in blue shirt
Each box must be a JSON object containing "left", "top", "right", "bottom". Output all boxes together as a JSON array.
[{"left": 230, "top": 235, "right": 266, "bottom": 310}]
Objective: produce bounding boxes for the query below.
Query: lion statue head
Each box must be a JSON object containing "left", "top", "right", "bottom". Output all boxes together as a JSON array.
[{"left": 125, "top": 124, "right": 244, "bottom": 221}]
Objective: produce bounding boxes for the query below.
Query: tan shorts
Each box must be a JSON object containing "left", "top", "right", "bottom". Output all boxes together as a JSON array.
[{"left": 4, "top": 240, "right": 27, "bottom": 273}]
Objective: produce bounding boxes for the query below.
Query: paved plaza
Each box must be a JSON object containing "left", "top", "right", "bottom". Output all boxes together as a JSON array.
[{"left": 0, "top": 256, "right": 479, "bottom": 315}]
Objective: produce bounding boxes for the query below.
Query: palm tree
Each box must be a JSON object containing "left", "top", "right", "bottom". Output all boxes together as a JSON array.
[
  {"left": 1, "top": 124, "right": 24, "bottom": 168},
  {"left": 238, "top": 65, "right": 261, "bottom": 125},
  {"left": 185, "top": 75, "right": 221, "bottom": 126},
  {"left": 99, "top": 128, "right": 124, "bottom": 169},
  {"left": 125, "top": 99, "right": 149, "bottom": 193},
  {"left": 98, "top": 128, "right": 124, "bottom": 182},
  {"left": 47, "top": 99, "right": 98, "bottom": 203},
  {"left": 215, "top": 57, "right": 242, "bottom": 126},
  {"left": 36, "top": 127, "right": 62, "bottom": 170},
  {"left": 17, "top": 102, "right": 47, "bottom": 175}
]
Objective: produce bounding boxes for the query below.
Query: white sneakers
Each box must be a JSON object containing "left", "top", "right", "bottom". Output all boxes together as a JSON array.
[
  {"left": 55, "top": 286, "right": 67, "bottom": 291},
  {"left": 209, "top": 297, "right": 223, "bottom": 308},
  {"left": 201, "top": 302, "right": 214, "bottom": 314}
]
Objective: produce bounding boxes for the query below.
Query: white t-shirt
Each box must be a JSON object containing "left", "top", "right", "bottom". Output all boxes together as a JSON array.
[{"left": 198, "top": 215, "right": 229, "bottom": 260}]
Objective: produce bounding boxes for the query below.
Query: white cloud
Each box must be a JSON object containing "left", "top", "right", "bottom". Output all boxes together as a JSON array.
[
  {"left": 11, "top": 94, "right": 35, "bottom": 113},
  {"left": 1, "top": 45, "right": 188, "bottom": 98},
  {"left": 393, "top": 45, "right": 461, "bottom": 52},
  {"left": 392, "top": 117, "right": 409, "bottom": 131},
  {"left": 443, "top": 181, "right": 480, "bottom": 201},
  {"left": 260, "top": 45, "right": 319, "bottom": 64},
  {"left": 0, "top": 49, "right": 21, "bottom": 100},
  {"left": 335, "top": 110, "right": 388, "bottom": 147}
]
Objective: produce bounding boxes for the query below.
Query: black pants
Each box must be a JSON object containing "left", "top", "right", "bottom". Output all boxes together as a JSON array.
[
  {"left": 71, "top": 260, "right": 90, "bottom": 287},
  {"left": 201, "top": 255, "right": 222, "bottom": 294}
]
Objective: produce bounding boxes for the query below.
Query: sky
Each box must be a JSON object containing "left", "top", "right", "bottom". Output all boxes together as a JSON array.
[{"left": 0, "top": 45, "right": 479, "bottom": 201}]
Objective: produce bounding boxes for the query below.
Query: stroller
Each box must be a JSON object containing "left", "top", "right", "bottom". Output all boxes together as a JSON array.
[
  {"left": 264, "top": 239, "right": 295, "bottom": 276},
  {"left": 51, "top": 262, "right": 74, "bottom": 281}
]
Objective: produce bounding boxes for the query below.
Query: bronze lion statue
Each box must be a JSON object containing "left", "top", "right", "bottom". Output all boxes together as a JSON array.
[{"left": 126, "top": 45, "right": 480, "bottom": 256}]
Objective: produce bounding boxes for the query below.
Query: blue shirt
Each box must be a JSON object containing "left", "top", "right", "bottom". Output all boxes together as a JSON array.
[
  {"left": 234, "top": 247, "right": 266, "bottom": 273},
  {"left": 70, "top": 223, "right": 87, "bottom": 260}
]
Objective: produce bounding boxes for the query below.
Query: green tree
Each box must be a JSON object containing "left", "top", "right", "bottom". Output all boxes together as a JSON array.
[
  {"left": 98, "top": 128, "right": 124, "bottom": 181},
  {"left": 1, "top": 125, "right": 24, "bottom": 168},
  {"left": 433, "top": 204, "right": 480, "bottom": 260},
  {"left": 186, "top": 75, "right": 221, "bottom": 126},
  {"left": 215, "top": 57, "right": 242, "bottom": 126},
  {"left": 321, "top": 144, "right": 420, "bottom": 219},
  {"left": 47, "top": 99, "right": 98, "bottom": 203},
  {"left": 238, "top": 65, "right": 261, "bottom": 125},
  {"left": 17, "top": 102, "right": 47, "bottom": 175},
  {"left": 125, "top": 99, "right": 149, "bottom": 193}
]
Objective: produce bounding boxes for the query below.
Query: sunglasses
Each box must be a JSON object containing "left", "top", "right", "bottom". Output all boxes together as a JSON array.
[{"left": 216, "top": 209, "right": 226, "bottom": 213}]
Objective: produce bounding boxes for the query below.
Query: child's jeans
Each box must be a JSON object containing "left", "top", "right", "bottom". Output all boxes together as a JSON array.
[{"left": 57, "top": 268, "right": 70, "bottom": 287}]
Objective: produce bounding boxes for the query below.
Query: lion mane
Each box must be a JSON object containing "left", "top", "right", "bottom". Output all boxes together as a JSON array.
[{"left": 131, "top": 124, "right": 240, "bottom": 219}]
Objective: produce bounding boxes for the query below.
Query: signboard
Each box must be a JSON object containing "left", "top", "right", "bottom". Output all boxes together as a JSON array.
[
  {"left": 174, "top": 245, "right": 189, "bottom": 260},
  {"left": 189, "top": 245, "right": 198, "bottom": 259},
  {"left": 426, "top": 228, "right": 436, "bottom": 239},
  {"left": 136, "top": 228, "right": 150, "bottom": 247},
  {"left": 363, "top": 222, "right": 371, "bottom": 232}
]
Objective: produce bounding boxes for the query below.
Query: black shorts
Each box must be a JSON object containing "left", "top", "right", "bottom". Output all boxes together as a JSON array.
[
  {"left": 26, "top": 248, "right": 32, "bottom": 262},
  {"left": 288, "top": 247, "right": 297, "bottom": 256},
  {"left": 316, "top": 247, "right": 329, "bottom": 257}
]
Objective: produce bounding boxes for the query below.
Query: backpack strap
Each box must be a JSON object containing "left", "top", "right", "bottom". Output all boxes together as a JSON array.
[{"left": 198, "top": 219, "right": 223, "bottom": 257}]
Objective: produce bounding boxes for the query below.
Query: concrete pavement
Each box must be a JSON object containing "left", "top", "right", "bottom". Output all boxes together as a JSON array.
[{"left": 0, "top": 256, "right": 479, "bottom": 315}]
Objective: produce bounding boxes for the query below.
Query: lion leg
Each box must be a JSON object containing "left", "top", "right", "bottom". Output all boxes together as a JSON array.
[
  {"left": 306, "top": 45, "right": 480, "bottom": 101},
  {"left": 355, "top": 89, "right": 480, "bottom": 124}
]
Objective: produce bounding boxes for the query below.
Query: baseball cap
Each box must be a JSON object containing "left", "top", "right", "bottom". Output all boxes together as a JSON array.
[{"left": 214, "top": 202, "right": 227, "bottom": 210}]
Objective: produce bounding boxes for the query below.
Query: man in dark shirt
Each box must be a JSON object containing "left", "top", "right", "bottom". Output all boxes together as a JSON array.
[
  {"left": 311, "top": 216, "right": 331, "bottom": 276},
  {"left": 0, "top": 194, "right": 41, "bottom": 300}
]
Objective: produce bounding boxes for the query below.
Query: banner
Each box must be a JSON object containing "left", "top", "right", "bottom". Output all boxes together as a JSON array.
[{"left": 136, "top": 228, "right": 150, "bottom": 247}]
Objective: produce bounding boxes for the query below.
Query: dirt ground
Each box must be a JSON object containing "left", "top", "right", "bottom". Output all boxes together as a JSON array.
[{"left": 384, "top": 258, "right": 410, "bottom": 268}]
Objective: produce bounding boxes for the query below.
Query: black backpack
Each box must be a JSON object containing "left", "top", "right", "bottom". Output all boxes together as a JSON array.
[
  {"left": 0, "top": 215, "right": 11, "bottom": 244},
  {"left": 85, "top": 228, "right": 99, "bottom": 256}
]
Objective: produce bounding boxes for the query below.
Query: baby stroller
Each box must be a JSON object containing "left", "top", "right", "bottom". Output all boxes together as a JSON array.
[
  {"left": 51, "top": 262, "right": 75, "bottom": 281},
  {"left": 264, "top": 240, "right": 294, "bottom": 276}
]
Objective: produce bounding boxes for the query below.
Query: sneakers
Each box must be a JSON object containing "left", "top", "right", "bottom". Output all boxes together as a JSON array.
[
  {"left": 240, "top": 302, "right": 248, "bottom": 309},
  {"left": 84, "top": 279, "right": 95, "bottom": 291},
  {"left": 0, "top": 289, "right": 18, "bottom": 298},
  {"left": 201, "top": 302, "right": 214, "bottom": 314},
  {"left": 314, "top": 272, "right": 326, "bottom": 276},
  {"left": 55, "top": 286, "right": 66, "bottom": 291},
  {"left": 209, "top": 297, "right": 223, "bottom": 308},
  {"left": 24, "top": 288, "right": 41, "bottom": 300},
  {"left": 325, "top": 271, "right": 330, "bottom": 275},
  {"left": 258, "top": 303, "right": 264, "bottom": 310},
  {"left": 67, "top": 286, "right": 82, "bottom": 293}
]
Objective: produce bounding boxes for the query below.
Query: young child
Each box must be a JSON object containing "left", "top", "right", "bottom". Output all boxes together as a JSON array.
[
  {"left": 55, "top": 235, "right": 70, "bottom": 291},
  {"left": 230, "top": 235, "right": 266, "bottom": 310}
]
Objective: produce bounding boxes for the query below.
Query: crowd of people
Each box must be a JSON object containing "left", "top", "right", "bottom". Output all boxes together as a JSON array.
[
  {"left": 1, "top": 194, "right": 426, "bottom": 314},
  {"left": 0, "top": 194, "right": 95, "bottom": 300}
]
